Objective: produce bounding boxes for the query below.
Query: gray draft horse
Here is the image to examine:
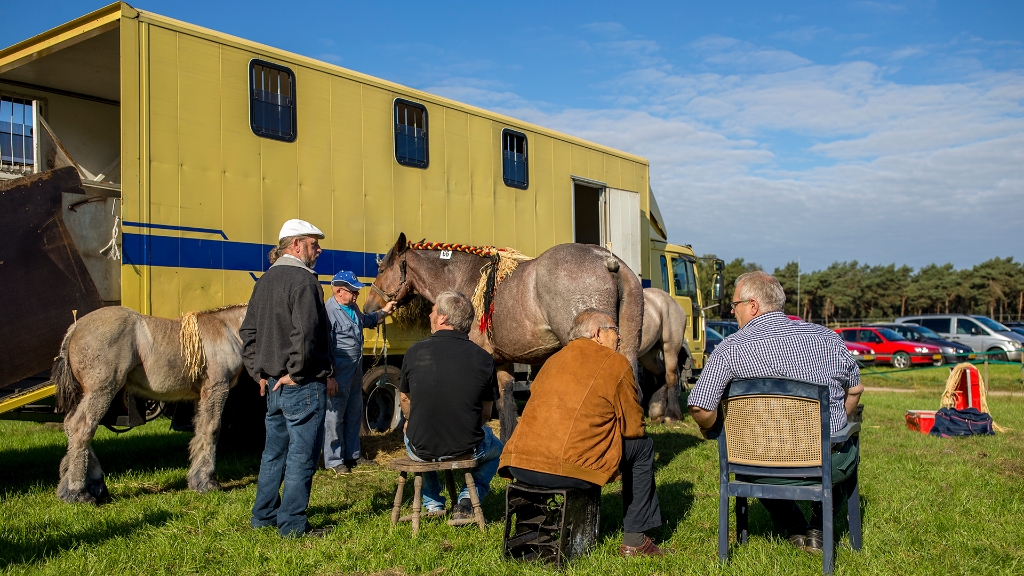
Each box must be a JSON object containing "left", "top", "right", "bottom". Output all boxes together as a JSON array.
[
  {"left": 639, "top": 288, "right": 691, "bottom": 423},
  {"left": 364, "top": 233, "right": 644, "bottom": 440},
  {"left": 52, "top": 304, "right": 248, "bottom": 503}
]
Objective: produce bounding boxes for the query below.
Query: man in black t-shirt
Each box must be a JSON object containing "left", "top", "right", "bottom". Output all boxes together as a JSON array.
[{"left": 399, "top": 290, "right": 503, "bottom": 523}]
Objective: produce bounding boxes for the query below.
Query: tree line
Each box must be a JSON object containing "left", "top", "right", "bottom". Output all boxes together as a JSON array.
[{"left": 695, "top": 256, "right": 1024, "bottom": 325}]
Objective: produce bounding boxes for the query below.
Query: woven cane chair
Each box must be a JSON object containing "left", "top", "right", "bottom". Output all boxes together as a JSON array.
[{"left": 710, "top": 378, "right": 861, "bottom": 575}]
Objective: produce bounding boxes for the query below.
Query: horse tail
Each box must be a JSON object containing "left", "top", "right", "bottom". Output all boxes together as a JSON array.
[
  {"left": 613, "top": 257, "right": 645, "bottom": 386},
  {"left": 53, "top": 323, "right": 81, "bottom": 414},
  {"left": 180, "top": 311, "right": 207, "bottom": 382}
]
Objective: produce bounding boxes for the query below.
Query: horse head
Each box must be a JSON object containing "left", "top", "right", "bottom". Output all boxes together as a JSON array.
[{"left": 365, "top": 233, "right": 415, "bottom": 312}]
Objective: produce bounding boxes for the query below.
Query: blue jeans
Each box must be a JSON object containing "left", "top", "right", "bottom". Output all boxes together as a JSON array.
[
  {"left": 404, "top": 426, "right": 504, "bottom": 512},
  {"left": 251, "top": 378, "right": 327, "bottom": 537},
  {"left": 323, "top": 373, "right": 362, "bottom": 468}
]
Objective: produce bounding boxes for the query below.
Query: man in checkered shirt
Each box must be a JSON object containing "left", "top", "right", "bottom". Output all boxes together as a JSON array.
[{"left": 688, "top": 271, "right": 863, "bottom": 552}]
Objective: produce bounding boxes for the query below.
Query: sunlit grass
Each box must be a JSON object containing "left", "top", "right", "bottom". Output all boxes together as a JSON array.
[
  {"left": 1, "top": 390, "right": 1022, "bottom": 575},
  {"left": 860, "top": 362, "right": 1024, "bottom": 391}
]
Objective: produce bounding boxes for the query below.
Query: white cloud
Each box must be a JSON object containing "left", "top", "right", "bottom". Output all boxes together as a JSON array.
[{"left": 426, "top": 33, "right": 1024, "bottom": 270}]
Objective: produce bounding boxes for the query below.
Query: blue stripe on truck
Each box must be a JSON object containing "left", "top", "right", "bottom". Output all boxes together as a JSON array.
[{"left": 122, "top": 233, "right": 380, "bottom": 277}]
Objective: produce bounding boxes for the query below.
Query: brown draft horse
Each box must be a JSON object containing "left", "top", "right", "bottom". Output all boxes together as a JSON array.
[
  {"left": 363, "top": 233, "right": 645, "bottom": 440},
  {"left": 52, "top": 304, "right": 248, "bottom": 503},
  {"left": 639, "top": 288, "right": 691, "bottom": 423}
]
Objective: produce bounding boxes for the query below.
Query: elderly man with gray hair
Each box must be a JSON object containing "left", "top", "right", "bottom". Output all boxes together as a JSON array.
[
  {"left": 398, "top": 290, "right": 504, "bottom": 524},
  {"left": 688, "top": 270, "right": 863, "bottom": 552},
  {"left": 498, "top": 308, "right": 667, "bottom": 557}
]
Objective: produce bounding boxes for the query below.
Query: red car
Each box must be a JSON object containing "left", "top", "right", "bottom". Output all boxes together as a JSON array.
[
  {"left": 844, "top": 341, "right": 876, "bottom": 366},
  {"left": 836, "top": 327, "right": 942, "bottom": 369}
]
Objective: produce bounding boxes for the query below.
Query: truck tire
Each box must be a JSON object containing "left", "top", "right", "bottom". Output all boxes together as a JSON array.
[{"left": 361, "top": 365, "right": 402, "bottom": 435}]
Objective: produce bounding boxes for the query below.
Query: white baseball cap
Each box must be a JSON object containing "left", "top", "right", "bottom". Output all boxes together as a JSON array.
[{"left": 278, "top": 219, "right": 325, "bottom": 241}]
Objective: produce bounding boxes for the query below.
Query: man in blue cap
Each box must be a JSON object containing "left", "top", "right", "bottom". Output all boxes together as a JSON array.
[{"left": 324, "top": 271, "right": 397, "bottom": 474}]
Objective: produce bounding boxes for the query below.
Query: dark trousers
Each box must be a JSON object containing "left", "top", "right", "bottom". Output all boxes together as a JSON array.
[
  {"left": 251, "top": 379, "right": 327, "bottom": 537},
  {"left": 741, "top": 440, "right": 859, "bottom": 534},
  {"left": 509, "top": 436, "right": 662, "bottom": 533}
]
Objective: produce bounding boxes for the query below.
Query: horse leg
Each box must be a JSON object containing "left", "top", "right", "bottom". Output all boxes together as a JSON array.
[
  {"left": 496, "top": 364, "right": 517, "bottom": 442},
  {"left": 641, "top": 352, "right": 669, "bottom": 423},
  {"left": 661, "top": 346, "right": 683, "bottom": 422},
  {"left": 187, "top": 379, "right": 231, "bottom": 493},
  {"left": 58, "top": 386, "right": 117, "bottom": 504}
]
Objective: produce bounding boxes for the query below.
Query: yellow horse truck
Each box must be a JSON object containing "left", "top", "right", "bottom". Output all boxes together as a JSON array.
[{"left": 0, "top": 2, "right": 718, "bottom": 429}]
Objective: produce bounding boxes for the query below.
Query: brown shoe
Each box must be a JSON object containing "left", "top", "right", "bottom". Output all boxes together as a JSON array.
[{"left": 619, "top": 535, "right": 669, "bottom": 557}]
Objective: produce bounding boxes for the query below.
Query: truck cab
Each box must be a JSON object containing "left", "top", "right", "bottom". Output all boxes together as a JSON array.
[{"left": 651, "top": 242, "right": 710, "bottom": 373}]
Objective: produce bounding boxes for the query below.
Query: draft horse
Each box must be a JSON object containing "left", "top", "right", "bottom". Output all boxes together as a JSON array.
[
  {"left": 364, "top": 233, "right": 645, "bottom": 440},
  {"left": 53, "top": 304, "right": 248, "bottom": 503},
  {"left": 639, "top": 288, "right": 691, "bottom": 423}
]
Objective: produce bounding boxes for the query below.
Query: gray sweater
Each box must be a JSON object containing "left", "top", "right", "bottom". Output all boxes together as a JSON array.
[{"left": 240, "top": 255, "right": 334, "bottom": 385}]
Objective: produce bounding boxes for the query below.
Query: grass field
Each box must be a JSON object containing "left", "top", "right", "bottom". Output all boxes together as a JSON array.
[
  {"left": 859, "top": 361, "right": 1024, "bottom": 392},
  {"left": 2, "top": 389, "right": 1023, "bottom": 575}
]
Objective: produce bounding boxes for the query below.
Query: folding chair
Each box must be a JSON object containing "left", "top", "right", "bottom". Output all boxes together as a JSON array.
[{"left": 712, "top": 378, "right": 862, "bottom": 575}]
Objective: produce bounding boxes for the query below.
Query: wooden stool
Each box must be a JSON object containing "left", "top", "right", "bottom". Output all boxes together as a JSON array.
[{"left": 388, "top": 457, "right": 486, "bottom": 536}]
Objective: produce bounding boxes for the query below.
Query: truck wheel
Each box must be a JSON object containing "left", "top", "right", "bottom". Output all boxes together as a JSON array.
[
  {"left": 361, "top": 365, "right": 402, "bottom": 435},
  {"left": 891, "top": 352, "right": 912, "bottom": 369},
  {"left": 987, "top": 348, "right": 1008, "bottom": 362}
]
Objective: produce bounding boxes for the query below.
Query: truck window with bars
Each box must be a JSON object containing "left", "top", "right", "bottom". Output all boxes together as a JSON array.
[
  {"left": 250, "top": 61, "right": 296, "bottom": 142},
  {"left": 394, "top": 99, "right": 428, "bottom": 168},
  {"left": 0, "top": 95, "right": 34, "bottom": 173},
  {"left": 502, "top": 129, "right": 527, "bottom": 189}
]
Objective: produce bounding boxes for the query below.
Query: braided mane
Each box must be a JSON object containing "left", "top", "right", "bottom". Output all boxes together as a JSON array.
[{"left": 407, "top": 241, "right": 532, "bottom": 332}]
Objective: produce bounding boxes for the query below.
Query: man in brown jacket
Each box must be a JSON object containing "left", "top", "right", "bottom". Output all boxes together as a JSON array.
[{"left": 499, "top": 309, "right": 666, "bottom": 557}]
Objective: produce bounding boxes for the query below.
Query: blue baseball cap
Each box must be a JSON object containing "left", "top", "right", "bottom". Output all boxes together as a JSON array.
[{"left": 331, "top": 271, "right": 366, "bottom": 290}]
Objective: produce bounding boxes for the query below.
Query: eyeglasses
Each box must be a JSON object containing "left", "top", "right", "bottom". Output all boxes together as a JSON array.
[
  {"left": 730, "top": 299, "right": 752, "bottom": 311},
  {"left": 599, "top": 326, "right": 619, "bottom": 334}
]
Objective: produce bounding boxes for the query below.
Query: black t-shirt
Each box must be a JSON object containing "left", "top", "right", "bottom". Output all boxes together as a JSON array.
[{"left": 399, "top": 330, "right": 495, "bottom": 460}]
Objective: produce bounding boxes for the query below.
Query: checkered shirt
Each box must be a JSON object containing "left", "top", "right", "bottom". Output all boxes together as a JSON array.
[{"left": 689, "top": 311, "right": 860, "bottom": 433}]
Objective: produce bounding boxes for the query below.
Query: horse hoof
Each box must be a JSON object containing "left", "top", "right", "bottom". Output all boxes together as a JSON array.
[
  {"left": 189, "top": 477, "right": 222, "bottom": 493},
  {"left": 88, "top": 482, "right": 110, "bottom": 504},
  {"left": 58, "top": 486, "right": 98, "bottom": 504}
]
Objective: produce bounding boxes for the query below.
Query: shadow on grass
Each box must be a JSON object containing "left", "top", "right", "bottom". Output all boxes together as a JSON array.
[
  {"left": 598, "top": 479, "right": 694, "bottom": 545},
  {"left": 0, "top": 422, "right": 262, "bottom": 498},
  {"left": 0, "top": 509, "right": 178, "bottom": 570},
  {"left": 648, "top": 427, "right": 702, "bottom": 472}
]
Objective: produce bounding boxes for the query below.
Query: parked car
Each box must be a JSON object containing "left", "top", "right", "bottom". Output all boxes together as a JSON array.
[
  {"left": 1002, "top": 322, "right": 1024, "bottom": 338},
  {"left": 707, "top": 320, "right": 739, "bottom": 338},
  {"left": 894, "top": 314, "right": 1024, "bottom": 362},
  {"left": 844, "top": 341, "right": 877, "bottom": 366},
  {"left": 836, "top": 327, "right": 943, "bottom": 369},
  {"left": 706, "top": 326, "right": 725, "bottom": 356},
  {"left": 871, "top": 323, "right": 976, "bottom": 364}
]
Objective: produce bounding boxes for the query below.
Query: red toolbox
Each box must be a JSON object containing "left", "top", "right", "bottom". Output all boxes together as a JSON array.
[{"left": 906, "top": 410, "right": 937, "bottom": 434}]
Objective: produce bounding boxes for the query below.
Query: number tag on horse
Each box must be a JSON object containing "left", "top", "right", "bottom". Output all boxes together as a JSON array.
[{"left": 440, "top": 250, "right": 452, "bottom": 260}]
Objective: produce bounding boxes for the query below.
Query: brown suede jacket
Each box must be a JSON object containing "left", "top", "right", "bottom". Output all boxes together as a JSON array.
[{"left": 498, "top": 338, "right": 645, "bottom": 486}]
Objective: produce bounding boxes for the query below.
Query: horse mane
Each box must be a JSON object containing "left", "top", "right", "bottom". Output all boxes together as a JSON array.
[
  {"left": 178, "top": 303, "right": 246, "bottom": 382},
  {"left": 408, "top": 241, "right": 533, "bottom": 332}
]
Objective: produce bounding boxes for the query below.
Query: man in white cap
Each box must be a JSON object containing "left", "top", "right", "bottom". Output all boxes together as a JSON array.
[
  {"left": 240, "top": 219, "right": 335, "bottom": 538},
  {"left": 323, "top": 270, "right": 396, "bottom": 475}
]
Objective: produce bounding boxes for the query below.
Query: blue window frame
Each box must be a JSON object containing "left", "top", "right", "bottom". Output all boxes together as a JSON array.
[
  {"left": 250, "top": 60, "right": 296, "bottom": 142},
  {"left": 502, "top": 128, "right": 527, "bottom": 189},
  {"left": 0, "top": 95, "right": 34, "bottom": 169},
  {"left": 394, "top": 99, "right": 428, "bottom": 168}
]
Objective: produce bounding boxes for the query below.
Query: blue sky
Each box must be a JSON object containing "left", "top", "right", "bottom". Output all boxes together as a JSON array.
[{"left": 5, "top": 1, "right": 1023, "bottom": 271}]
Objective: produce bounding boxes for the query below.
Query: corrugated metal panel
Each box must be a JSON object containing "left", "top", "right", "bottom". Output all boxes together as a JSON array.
[
  {"left": 329, "top": 75, "right": 366, "bottom": 255},
  {"left": 532, "top": 134, "right": 555, "bottom": 251},
  {"left": 468, "top": 114, "right": 493, "bottom": 245},
  {"left": 444, "top": 108, "right": 472, "bottom": 242}
]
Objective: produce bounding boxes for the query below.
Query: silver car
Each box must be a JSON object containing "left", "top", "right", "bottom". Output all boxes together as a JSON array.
[{"left": 894, "top": 314, "right": 1024, "bottom": 361}]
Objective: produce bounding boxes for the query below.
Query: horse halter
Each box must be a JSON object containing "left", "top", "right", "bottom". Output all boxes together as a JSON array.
[{"left": 370, "top": 253, "right": 408, "bottom": 302}]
